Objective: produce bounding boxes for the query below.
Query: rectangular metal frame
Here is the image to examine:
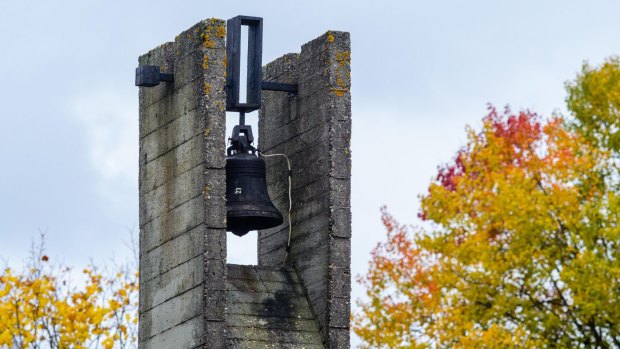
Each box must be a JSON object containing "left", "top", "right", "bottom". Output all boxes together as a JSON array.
[{"left": 226, "top": 15, "right": 263, "bottom": 112}]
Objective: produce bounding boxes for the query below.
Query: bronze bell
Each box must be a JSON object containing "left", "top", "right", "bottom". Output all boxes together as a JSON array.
[{"left": 226, "top": 125, "right": 283, "bottom": 236}]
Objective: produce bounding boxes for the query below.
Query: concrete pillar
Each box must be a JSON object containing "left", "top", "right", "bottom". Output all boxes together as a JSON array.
[
  {"left": 258, "top": 31, "right": 352, "bottom": 348},
  {"left": 138, "top": 19, "right": 227, "bottom": 348}
]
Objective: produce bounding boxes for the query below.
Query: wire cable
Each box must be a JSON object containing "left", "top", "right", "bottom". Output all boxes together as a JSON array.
[{"left": 258, "top": 151, "right": 292, "bottom": 267}]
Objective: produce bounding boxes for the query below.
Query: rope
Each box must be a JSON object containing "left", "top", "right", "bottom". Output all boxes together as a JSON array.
[{"left": 258, "top": 151, "right": 292, "bottom": 267}]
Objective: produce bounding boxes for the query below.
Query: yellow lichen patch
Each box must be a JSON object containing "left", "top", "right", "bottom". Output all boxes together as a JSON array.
[
  {"left": 336, "top": 51, "right": 351, "bottom": 62},
  {"left": 201, "top": 23, "right": 216, "bottom": 48},
  {"left": 215, "top": 24, "right": 226, "bottom": 38},
  {"left": 216, "top": 100, "right": 225, "bottom": 112},
  {"left": 331, "top": 88, "right": 347, "bottom": 97},
  {"left": 202, "top": 55, "right": 209, "bottom": 69},
  {"left": 200, "top": 19, "right": 225, "bottom": 49},
  {"left": 201, "top": 32, "right": 215, "bottom": 49},
  {"left": 330, "top": 50, "right": 351, "bottom": 96},
  {"left": 203, "top": 186, "right": 210, "bottom": 196},
  {"left": 327, "top": 33, "right": 335, "bottom": 43},
  {"left": 337, "top": 76, "right": 345, "bottom": 88},
  {"left": 222, "top": 55, "right": 228, "bottom": 79},
  {"left": 204, "top": 82, "right": 212, "bottom": 95}
]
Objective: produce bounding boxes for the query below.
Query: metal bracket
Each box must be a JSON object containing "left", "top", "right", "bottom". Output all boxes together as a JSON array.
[
  {"left": 227, "top": 125, "right": 256, "bottom": 155},
  {"left": 135, "top": 65, "right": 174, "bottom": 87},
  {"left": 261, "top": 81, "right": 298, "bottom": 94}
]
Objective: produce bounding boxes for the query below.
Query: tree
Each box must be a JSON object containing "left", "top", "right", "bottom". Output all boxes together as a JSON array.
[
  {"left": 353, "top": 58, "right": 620, "bottom": 348},
  {"left": 0, "top": 236, "right": 138, "bottom": 348}
]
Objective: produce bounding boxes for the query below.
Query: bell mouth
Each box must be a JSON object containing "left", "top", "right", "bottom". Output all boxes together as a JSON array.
[{"left": 227, "top": 209, "right": 284, "bottom": 237}]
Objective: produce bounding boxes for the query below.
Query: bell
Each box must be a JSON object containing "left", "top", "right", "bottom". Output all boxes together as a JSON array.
[{"left": 225, "top": 125, "right": 283, "bottom": 237}]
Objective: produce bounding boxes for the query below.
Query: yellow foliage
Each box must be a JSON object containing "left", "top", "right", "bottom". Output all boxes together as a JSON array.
[{"left": 0, "top": 248, "right": 138, "bottom": 348}]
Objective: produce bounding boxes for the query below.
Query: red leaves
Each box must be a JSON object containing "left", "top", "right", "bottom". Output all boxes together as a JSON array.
[
  {"left": 436, "top": 151, "right": 466, "bottom": 192},
  {"left": 484, "top": 106, "right": 542, "bottom": 168},
  {"left": 486, "top": 106, "right": 542, "bottom": 147},
  {"left": 433, "top": 105, "right": 542, "bottom": 194}
]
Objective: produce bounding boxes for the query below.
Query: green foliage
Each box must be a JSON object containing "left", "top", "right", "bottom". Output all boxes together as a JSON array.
[{"left": 566, "top": 56, "right": 620, "bottom": 152}]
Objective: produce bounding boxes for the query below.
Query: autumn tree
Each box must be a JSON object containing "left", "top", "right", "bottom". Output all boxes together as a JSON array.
[
  {"left": 354, "top": 58, "right": 620, "bottom": 348},
  {"left": 0, "top": 235, "right": 138, "bottom": 348}
]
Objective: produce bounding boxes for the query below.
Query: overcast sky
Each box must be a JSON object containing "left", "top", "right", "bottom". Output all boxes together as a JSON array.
[{"left": 1, "top": 0, "right": 619, "bottom": 346}]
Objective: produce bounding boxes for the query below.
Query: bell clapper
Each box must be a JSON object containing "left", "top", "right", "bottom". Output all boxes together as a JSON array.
[{"left": 258, "top": 151, "right": 293, "bottom": 267}]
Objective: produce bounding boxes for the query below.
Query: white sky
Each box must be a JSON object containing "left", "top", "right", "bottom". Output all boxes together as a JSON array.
[{"left": 1, "top": 0, "right": 619, "bottom": 346}]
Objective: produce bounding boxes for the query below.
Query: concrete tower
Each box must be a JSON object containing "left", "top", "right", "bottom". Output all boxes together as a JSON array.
[{"left": 137, "top": 18, "right": 351, "bottom": 348}]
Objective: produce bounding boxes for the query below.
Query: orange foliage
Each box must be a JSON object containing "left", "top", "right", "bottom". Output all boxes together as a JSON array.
[{"left": 353, "top": 106, "right": 620, "bottom": 348}]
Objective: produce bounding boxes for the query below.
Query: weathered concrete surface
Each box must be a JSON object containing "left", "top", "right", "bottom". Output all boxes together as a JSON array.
[
  {"left": 138, "top": 18, "right": 227, "bottom": 348},
  {"left": 226, "top": 264, "right": 324, "bottom": 348},
  {"left": 258, "top": 31, "right": 352, "bottom": 348}
]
